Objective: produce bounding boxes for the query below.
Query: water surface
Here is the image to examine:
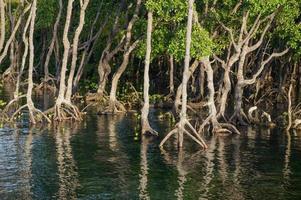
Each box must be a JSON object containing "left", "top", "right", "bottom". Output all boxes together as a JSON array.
[{"left": 0, "top": 110, "right": 301, "bottom": 200}]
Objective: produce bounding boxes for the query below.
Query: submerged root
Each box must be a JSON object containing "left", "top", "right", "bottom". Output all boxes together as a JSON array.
[
  {"left": 160, "top": 119, "right": 207, "bottom": 149},
  {"left": 11, "top": 103, "right": 51, "bottom": 124}
]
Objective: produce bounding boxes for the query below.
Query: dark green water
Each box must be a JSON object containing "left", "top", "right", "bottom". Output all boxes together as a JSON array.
[{"left": 1, "top": 109, "right": 301, "bottom": 200}]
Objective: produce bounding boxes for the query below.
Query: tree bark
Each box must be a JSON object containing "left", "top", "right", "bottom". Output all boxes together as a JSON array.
[
  {"left": 141, "top": 11, "right": 157, "bottom": 135},
  {"left": 0, "top": 4, "right": 31, "bottom": 65},
  {"left": 107, "top": 41, "right": 139, "bottom": 112},
  {"left": 174, "top": 60, "right": 199, "bottom": 112},
  {"left": 56, "top": 0, "right": 74, "bottom": 103},
  {"left": 27, "top": 0, "right": 38, "bottom": 123},
  {"left": 169, "top": 55, "right": 175, "bottom": 95},
  {"left": 178, "top": 0, "right": 194, "bottom": 147},
  {"left": 0, "top": 0, "right": 5, "bottom": 53},
  {"left": 43, "top": 0, "right": 62, "bottom": 81},
  {"left": 14, "top": 7, "right": 32, "bottom": 99},
  {"left": 203, "top": 57, "right": 219, "bottom": 130},
  {"left": 65, "top": 0, "right": 90, "bottom": 102}
]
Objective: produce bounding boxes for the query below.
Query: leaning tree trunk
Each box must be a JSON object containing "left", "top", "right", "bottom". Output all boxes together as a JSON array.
[
  {"left": 73, "top": 13, "right": 108, "bottom": 91},
  {"left": 141, "top": 11, "right": 157, "bottom": 135},
  {"left": 104, "top": 0, "right": 141, "bottom": 112},
  {"left": 106, "top": 42, "right": 138, "bottom": 113},
  {"left": 65, "top": 0, "right": 90, "bottom": 102},
  {"left": 160, "top": 0, "right": 207, "bottom": 149},
  {"left": 14, "top": 7, "right": 32, "bottom": 99},
  {"left": 0, "top": 4, "right": 31, "bottom": 66}
]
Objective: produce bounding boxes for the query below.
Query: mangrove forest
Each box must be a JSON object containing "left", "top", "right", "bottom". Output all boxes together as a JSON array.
[{"left": 0, "top": 0, "right": 301, "bottom": 199}]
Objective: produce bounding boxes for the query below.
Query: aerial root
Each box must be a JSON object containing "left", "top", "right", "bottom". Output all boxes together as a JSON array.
[
  {"left": 160, "top": 119, "right": 207, "bottom": 149},
  {"left": 198, "top": 114, "right": 240, "bottom": 135},
  {"left": 2, "top": 94, "right": 26, "bottom": 114},
  {"left": 219, "top": 123, "right": 241, "bottom": 135},
  {"left": 53, "top": 101, "right": 82, "bottom": 121}
]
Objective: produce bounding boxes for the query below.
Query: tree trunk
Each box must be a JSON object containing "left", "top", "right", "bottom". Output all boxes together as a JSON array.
[
  {"left": 14, "top": 7, "right": 32, "bottom": 98},
  {"left": 56, "top": 0, "right": 74, "bottom": 103},
  {"left": 233, "top": 47, "right": 247, "bottom": 124},
  {"left": 107, "top": 45, "right": 137, "bottom": 112},
  {"left": 174, "top": 60, "right": 199, "bottom": 112},
  {"left": 43, "top": 0, "right": 62, "bottom": 81},
  {"left": 73, "top": 14, "right": 108, "bottom": 92},
  {"left": 199, "top": 63, "right": 205, "bottom": 98},
  {"left": 0, "top": 4, "right": 31, "bottom": 66},
  {"left": 65, "top": 0, "right": 90, "bottom": 102},
  {"left": 0, "top": 0, "right": 5, "bottom": 53},
  {"left": 218, "top": 67, "right": 231, "bottom": 118},
  {"left": 203, "top": 57, "right": 219, "bottom": 129},
  {"left": 141, "top": 11, "right": 157, "bottom": 135},
  {"left": 169, "top": 55, "right": 174, "bottom": 95},
  {"left": 178, "top": 0, "right": 194, "bottom": 147},
  {"left": 97, "top": 54, "right": 110, "bottom": 96},
  {"left": 27, "top": 0, "right": 37, "bottom": 123}
]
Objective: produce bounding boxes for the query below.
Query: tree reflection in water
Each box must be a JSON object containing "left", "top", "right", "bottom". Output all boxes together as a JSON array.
[{"left": 54, "top": 123, "right": 79, "bottom": 199}]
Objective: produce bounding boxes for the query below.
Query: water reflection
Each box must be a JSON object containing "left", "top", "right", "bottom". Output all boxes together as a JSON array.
[
  {"left": 54, "top": 123, "right": 79, "bottom": 199},
  {"left": 0, "top": 115, "right": 301, "bottom": 199},
  {"left": 139, "top": 136, "right": 150, "bottom": 200}
]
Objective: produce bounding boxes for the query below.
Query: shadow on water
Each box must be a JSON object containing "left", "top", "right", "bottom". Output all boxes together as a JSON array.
[{"left": 0, "top": 90, "right": 301, "bottom": 199}]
